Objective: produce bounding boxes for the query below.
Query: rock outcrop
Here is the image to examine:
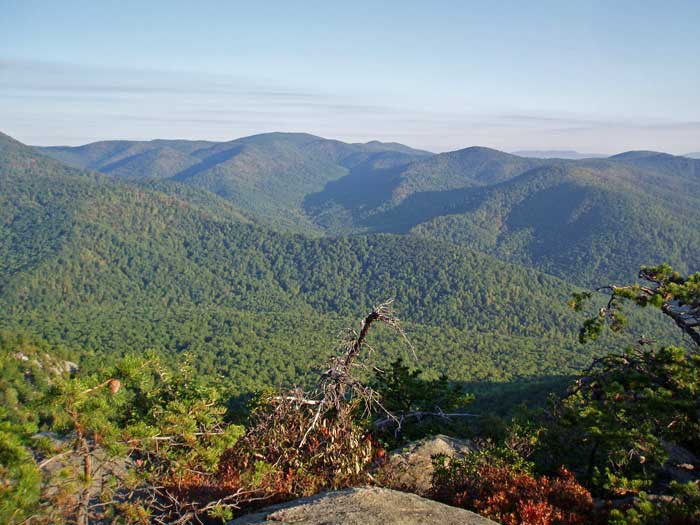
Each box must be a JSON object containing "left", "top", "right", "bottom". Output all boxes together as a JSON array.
[
  {"left": 383, "top": 434, "right": 475, "bottom": 495},
  {"left": 228, "top": 487, "right": 496, "bottom": 524}
]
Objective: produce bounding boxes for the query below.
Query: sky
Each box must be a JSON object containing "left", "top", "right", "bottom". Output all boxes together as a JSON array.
[{"left": 1, "top": 0, "right": 699, "bottom": 153}]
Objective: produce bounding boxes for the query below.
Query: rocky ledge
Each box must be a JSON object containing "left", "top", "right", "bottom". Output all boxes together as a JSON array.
[{"left": 228, "top": 486, "right": 496, "bottom": 524}]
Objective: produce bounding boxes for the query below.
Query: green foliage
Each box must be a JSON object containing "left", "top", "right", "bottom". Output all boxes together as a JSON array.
[
  {"left": 372, "top": 358, "right": 474, "bottom": 440},
  {"left": 2, "top": 132, "right": 630, "bottom": 394},
  {"left": 0, "top": 329, "right": 245, "bottom": 523},
  {"left": 377, "top": 358, "right": 473, "bottom": 412},
  {"left": 0, "top": 332, "right": 68, "bottom": 523},
  {"left": 575, "top": 264, "right": 700, "bottom": 346},
  {"left": 0, "top": 421, "right": 41, "bottom": 524},
  {"left": 114, "top": 354, "right": 246, "bottom": 475},
  {"left": 545, "top": 344, "right": 700, "bottom": 495},
  {"left": 544, "top": 266, "right": 700, "bottom": 502},
  {"left": 608, "top": 482, "right": 700, "bottom": 525}
]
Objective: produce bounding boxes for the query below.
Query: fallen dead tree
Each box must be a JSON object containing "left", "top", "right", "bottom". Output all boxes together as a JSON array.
[
  {"left": 149, "top": 300, "right": 477, "bottom": 523},
  {"left": 147, "top": 301, "right": 407, "bottom": 523}
]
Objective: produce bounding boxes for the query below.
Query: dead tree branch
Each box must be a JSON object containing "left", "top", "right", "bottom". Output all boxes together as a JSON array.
[{"left": 298, "top": 300, "right": 404, "bottom": 446}]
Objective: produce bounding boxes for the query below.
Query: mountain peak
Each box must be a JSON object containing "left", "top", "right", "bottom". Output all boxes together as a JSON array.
[
  {"left": 608, "top": 150, "right": 670, "bottom": 160},
  {"left": 0, "top": 131, "right": 26, "bottom": 149},
  {"left": 453, "top": 146, "right": 511, "bottom": 156},
  {"left": 235, "top": 131, "right": 324, "bottom": 144}
]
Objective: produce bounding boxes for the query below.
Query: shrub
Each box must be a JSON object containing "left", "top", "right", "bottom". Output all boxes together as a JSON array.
[
  {"left": 431, "top": 446, "right": 599, "bottom": 525},
  {"left": 608, "top": 481, "right": 700, "bottom": 525},
  {"left": 216, "top": 396, "right": 377, "bottom": 502}
]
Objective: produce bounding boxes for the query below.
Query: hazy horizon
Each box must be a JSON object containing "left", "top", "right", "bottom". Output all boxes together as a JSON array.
[
  {"left": 2, "top": 1, "right": 699, "bottom": 153},
  {"left": 22, "top": 128, "right": 699, "bottom": 159}
]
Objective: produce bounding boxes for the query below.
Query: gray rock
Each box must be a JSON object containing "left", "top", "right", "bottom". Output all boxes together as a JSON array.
[
  {"left": 661, "top": 441, "right": 699, "bottom": 483},
  {"left": 383, "top": 435, "right": 475, "bottom": 495},
  {"left": 229, "top": 487, "right": 496, "bottom": 524}
]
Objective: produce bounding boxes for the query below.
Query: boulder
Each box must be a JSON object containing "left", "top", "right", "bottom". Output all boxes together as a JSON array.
[
  {"left": 228, "top": 486, "right": 496, "bottom": 524},
  {"left": 383, "top": 434, "right": 475, "bottom": 495}
]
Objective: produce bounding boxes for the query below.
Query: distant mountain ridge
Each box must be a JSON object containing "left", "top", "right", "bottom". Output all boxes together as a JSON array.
[
  {"left": 304, "top": 145, "right": 700, "bottom": 284},
  {"left": 36, "top": 133, "right": 700, "bottom": 285},
  {"left": 40, "top": 133, "right": 431, "bottom": 232},
  {"left": 511, "top": 150, "right": 606, "bottom": 159}
]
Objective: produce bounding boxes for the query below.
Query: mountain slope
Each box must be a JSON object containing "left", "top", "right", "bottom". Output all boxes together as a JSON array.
[
  {"left": 304, "top": 147, "right": 557, "bottom": 232},
  {"left": 409, "top": 161, "right": 700, "bottom": 284},
  {"left": 39, "top": 133, "right": 432, "bottom": 232},
  {"left": 2, "top": 131, "right": 630, "bottom": 392},
  {"left": 0, "top": 133, "right": 249, "bottom": 282},
  {"left": 306, "top": 147, "right": 700, "bottom": 284},
  {"left": 40, "top": 139, "right": 218, "bottom": 171},
  {"left": 38, "top": 134, "right": 700, "bottom": 286},
  {"left": 609, "top": 150, "right": 700, "bottom": 181}
]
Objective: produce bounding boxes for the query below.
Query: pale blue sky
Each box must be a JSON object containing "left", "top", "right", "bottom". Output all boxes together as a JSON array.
[{"left": 1, "top": 0, "right": 699, "bottom": 153}]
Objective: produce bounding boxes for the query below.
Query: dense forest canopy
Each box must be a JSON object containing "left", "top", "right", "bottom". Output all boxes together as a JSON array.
[
  {"left": 39, "top": 134, "right": 700, "bottom": 285},
  {"left": 2, "top": 129, "right": 699, "bottom": 524},
  {"left": 5, "top": 130, "right": 667, "bottom": 392}
]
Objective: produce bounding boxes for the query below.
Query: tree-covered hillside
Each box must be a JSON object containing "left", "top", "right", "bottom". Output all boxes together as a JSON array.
[
  {"left": 307, "top": 150, "right": 700, "bottom": 285},
  {"left": 40, "top": 134, "right": 700, "bottom": 287},
  {"left": 303, "top": 146, "right": 556, "bottom": 233},
  {"left": 3, "top": 130, "right": 696, "bottom": 524},
  {"left": 1, "top": 131, "right": 643, "bottom": 393},
  {"left": 409, "top": 162, "right": 700, "bottom": 285},
  {"left": 609, "top": 150, "right": 700, "bottom": 181},
  {"left": 39, "top": 133, "right": 431, "bottom": 233}
]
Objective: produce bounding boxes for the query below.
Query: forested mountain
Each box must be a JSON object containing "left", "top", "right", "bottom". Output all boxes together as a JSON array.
[
  {"left": 5, "top": 130, "right": 698, "bottom": 524},
  {"left": 305, "top": 149, "right": 700, "bottom": 285},
  {"left": 408, "top": 160, "right": 700, "bottom": 284},
  {"left": 609, "top": 150, "right": 700, "bottom": 179},
  {"left": 40, "top": 135, "right": 700, "bottom": 287},
  {"left": 3, "top": 130, "right": 642, "bottom": 393},
  {"left": 40, "top": 133, "right": 431, "bottom": 232},
  {"left": 304, "top": 147, "right": 558, "bottom": 232},
  {"left": 39, "top": 138, "right": 218, "bottom": 176}
]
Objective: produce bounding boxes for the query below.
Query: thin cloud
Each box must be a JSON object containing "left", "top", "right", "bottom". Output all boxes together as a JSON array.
[
  {"left": 0, "top": 59, "right": 319, "bottom": 98},
  {"left": 1, "top": 58, "right": 697, "bottom": 153}
]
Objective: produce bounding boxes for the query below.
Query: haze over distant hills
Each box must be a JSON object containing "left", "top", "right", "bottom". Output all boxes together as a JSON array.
[
  {"left": 685, "top": 152, "right": 700, "bottom": 158},
  {"left": 37, "top": 134, "right": 700, "bottom": 287},
  {"left": 511, "top": 150, "right": 606, "bottom": 159}
]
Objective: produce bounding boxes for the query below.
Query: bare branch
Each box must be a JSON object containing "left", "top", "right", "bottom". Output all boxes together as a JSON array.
[{"left": 374, "top": 411, "right": 480, "bottom": 429}]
